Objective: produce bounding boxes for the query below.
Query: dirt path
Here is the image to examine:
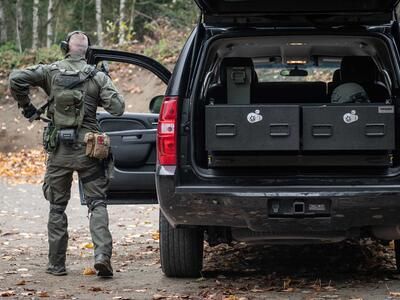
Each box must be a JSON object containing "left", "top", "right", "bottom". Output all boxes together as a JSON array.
[{"left": 1, "top": 181, "right": 400, "bottom": 299}]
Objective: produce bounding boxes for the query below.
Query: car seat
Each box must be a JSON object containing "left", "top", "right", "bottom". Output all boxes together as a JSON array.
[
  {"left": 332, "top": 56, "right": 390, "bottom": 102},
  {"left": 207, "top": 57, "right": 257, "bottom": 104}
]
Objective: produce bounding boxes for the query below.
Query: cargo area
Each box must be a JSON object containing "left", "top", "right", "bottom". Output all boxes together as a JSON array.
[{"left": 192, "top": 34, "right": 399, "bottom": 175}]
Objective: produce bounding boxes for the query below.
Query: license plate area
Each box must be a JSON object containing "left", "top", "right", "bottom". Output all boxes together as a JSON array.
[{"left": 268, "top": 198, "right": 331, "bottom": 218}]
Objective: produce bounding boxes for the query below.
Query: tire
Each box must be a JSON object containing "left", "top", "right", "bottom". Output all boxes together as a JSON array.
[
  {"left": 395, "top": 240, "right": 400, "bottom": 271},
  {"left": 159, "top": 210, "right": 204, "bottom": 277}
]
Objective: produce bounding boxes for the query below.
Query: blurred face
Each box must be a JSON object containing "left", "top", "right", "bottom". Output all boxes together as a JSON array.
[{"left": 68, "top": 33, "right": 89, "bottom": 56}]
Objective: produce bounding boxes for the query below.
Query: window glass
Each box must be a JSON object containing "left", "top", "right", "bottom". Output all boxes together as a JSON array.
[
  {"left": 97, "top": 61, "right": 166, "bottom": 113},
  {"left": 253, "top": 57, "right": 342, "bottom": 83}
]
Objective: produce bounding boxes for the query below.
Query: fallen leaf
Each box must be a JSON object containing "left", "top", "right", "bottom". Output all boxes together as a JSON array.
[
  {"left": 0, "top": 290, "right": 15, "bottom": 297},
  {"left": 250, "top": 289, "right": 264, "bottom": 293},
  {"left": 135, "top": 289, "right": 146, "bottom": 293},
  {"left": 151, "top": 231, "right": 160, "bottom": 240},
  {"left": 37, "top": 290, "right": 49, "bottom": 297},
  {"left": 83, "top": 267, "right": 96, "bottom": 275},
  {"left": 16, "top": 279, "right": 26, "bottom": 285},
  {"left": 390, "top": 292, "right": 400, "bottom": 297},
  {"left": 153, "top": 294, "right": 167, "bottom": 300},
  {"left": 84, "top": 242, "right": 94, "bottom": 249},
  {"left": 17, "top": 268, "right": 29, "bottom": 272},
  {"left": 89, "top": 287, "right": 103, "bottom": 292}
]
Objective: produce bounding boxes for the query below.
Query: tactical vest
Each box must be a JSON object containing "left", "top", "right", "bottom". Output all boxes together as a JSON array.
[{"left": 49, "top": 64, "right": 98, "bottom": 129}]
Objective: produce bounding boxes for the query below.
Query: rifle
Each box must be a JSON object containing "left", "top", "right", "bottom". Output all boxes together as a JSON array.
[{"left": 29, "top": 101, "right": 51, "bottom": 123}]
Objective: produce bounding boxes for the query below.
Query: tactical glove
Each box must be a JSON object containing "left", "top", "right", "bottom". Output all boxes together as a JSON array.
[{"left": 21, "top": 103, "right": 38, "bottom": 119}]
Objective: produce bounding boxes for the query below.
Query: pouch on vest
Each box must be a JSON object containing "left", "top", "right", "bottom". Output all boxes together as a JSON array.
[
  {"left": 51, "top": 71, "right": 86, "bottom": 129},
  {"left": 43, "top": 124, "right": 59, "bottom": 153},
  {"left": 84, "top": 132, "right": 110, "bottom": 160}
]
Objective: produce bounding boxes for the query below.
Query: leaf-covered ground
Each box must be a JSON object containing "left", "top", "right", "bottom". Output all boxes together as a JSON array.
[
  {"left": 1, "top": 181, "right": 400, "bottom": 299},
  {"left": 0, "top": 149, "right": 46, "bottom": 185}
]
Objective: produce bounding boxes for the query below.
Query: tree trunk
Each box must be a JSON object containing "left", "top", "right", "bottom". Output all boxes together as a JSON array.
[
  {"left": 96, "top": 0, "right": 103, "bottom": 46},
  {"left": 15, "top": 0, "right": 22, "bottom": 53},
  {"left": 128, "top": 0, "right": 136, "bottom": 37},
  {"left": 32, "top": 0, "right": 39, "bottom": 50},
  {"left": 118, "top": 0, "right": 126, "bottom": 45},
  {"left": 0, "top": 0, "right": 7, "bottom": 44},
  {"left": 46, "top": 0, "right": 54, "bottom": 48}
]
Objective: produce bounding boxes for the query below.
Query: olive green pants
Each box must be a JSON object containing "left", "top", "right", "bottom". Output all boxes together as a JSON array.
[{"left": 42, "top": 143, "right": 112, "bottom": 267}]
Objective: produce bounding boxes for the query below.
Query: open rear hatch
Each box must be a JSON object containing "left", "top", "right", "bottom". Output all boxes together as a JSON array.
[{"left": 194, "top": 0, "right": 399, "bottom": 26}]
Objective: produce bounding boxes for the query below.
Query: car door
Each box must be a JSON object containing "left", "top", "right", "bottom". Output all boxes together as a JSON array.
[{"left": 79, "top": 47, "right": 171, "bottom": 205}]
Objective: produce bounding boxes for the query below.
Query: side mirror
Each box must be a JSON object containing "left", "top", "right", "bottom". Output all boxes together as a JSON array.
[{"left": 149, "top": 95, "right": 164, "bottom": 114}]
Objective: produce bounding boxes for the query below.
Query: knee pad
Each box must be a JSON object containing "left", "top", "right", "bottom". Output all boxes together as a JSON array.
[
  {"left": 49, "top": 204, "right": 67, "bottom": 215},
  {"left": 86, "top": 198, "right": 107, "bottom": 212}
]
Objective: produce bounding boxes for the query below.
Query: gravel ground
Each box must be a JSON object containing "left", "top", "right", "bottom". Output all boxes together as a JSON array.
[{"left": 1, "top": 180, "right": 400, "bottom": 299}]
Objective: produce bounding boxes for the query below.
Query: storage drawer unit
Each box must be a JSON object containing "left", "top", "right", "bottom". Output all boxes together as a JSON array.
[
  {"left": 205, "top": 105, "right": 300, "bottom": 151},
  {"left": 302, "top": 105, "right": 395, "bottom": 151}
]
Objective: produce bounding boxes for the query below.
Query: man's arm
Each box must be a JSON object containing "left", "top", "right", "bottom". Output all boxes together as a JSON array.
[
  {"left": 96, "top": 72, "right": 125, "bottom": 116},
  {"left": 9, "top": 65, "right": 51, "bottom": 118}
]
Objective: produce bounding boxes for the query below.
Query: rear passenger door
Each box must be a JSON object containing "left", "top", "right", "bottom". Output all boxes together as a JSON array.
[{"left": 80, "top": 48, "right": 171, "bottom": 205}]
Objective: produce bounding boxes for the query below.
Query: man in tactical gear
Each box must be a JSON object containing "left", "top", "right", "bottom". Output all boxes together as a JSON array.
[{"left": 9, "top": 31, "right": 124, "bottom": 277}]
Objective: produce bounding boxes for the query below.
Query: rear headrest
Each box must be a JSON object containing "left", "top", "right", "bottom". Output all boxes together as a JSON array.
[
  {"left": 340, "top": 56, "right": 379, "bottom": 83},
  {"left": 332, "top": 69, "right": 341, "bottom": 82},
  {"left": 220, "top": 57, "right": 257, "bottom": 84}
]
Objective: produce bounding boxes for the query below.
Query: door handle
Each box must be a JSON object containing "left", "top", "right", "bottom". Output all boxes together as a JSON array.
[
  {"left": 122, "top": 135, "right": 143, "bottom": 142},
  {"left": 106, "top": 128, "right": 157, "bottom": 136},
  {"left": 105, "top": 129, "right": 156, "bottom": 144}
]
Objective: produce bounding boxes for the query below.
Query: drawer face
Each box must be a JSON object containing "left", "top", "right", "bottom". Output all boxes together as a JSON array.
[
  {"left": 302, "top": 105, "right": 395, "bottom": 151},
  {"left": 205, "top": 105, "right": 300, "bottom": 151}
]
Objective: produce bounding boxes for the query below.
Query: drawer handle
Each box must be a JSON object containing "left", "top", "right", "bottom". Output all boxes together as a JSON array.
[
  {"left": 365, "top": 123, "right": 385, "bottom": 137},
  {"left": 270, "top": 123, "right": 290, "bottom": 137},
  {"left": 312, "top": 124, "right": 333, "bottom": 137},
  {"left": 215, "top": 123, "right": 236, "bottom": 137}
]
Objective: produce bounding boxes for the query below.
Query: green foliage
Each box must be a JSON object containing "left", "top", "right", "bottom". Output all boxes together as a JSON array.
[
  {"left": 0, "top": 45, "right": 63, "bottom": 71},
  {"left": 0, "top": 42, "right": 18, "bottom": 52},
  {"left": 35, "top": 45, "right": 63, "bottom": 65},
  {"left": 0, "top": 0, "right": 199, "bottom": 63},
  {"left": 144, "top": 38, "right": 179, "bottom": 61},
  {"left": 0, "top": 50, "right": 25, "bottom": 70}
]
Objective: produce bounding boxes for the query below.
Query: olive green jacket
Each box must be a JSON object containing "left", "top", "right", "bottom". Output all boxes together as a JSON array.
[{"left": 9, "top": 54, "right": 125, "bottom": 132}]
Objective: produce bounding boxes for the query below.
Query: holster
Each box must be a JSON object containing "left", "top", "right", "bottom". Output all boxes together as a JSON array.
[{"left": 84, "top": 132, "right": 110, "bottom": 160}]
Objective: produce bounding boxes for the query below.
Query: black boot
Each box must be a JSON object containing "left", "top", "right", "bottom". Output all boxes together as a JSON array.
[
  {"left": 94, "top": 254, "right": 113, "bottom": 278},
  {"left": 45, "top": 264, "right": 67, "bottom": 276}
]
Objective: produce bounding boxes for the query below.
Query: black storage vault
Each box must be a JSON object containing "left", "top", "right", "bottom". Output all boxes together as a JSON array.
[
  {"left": 302, "top": 105, "right": 395, "bottom": 151},
  {"left": 205, "top": 105, "right": 300, "bottom": 151}
]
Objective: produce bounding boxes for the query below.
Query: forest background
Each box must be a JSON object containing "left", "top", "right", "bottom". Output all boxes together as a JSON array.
[{"left": 0, "top": 0, "right": 198, "bottom": 72}]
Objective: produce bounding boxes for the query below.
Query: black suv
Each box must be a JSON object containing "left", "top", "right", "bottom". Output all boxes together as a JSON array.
[{"left": 83, "top": 0, "right": 400, "bottom": 278}]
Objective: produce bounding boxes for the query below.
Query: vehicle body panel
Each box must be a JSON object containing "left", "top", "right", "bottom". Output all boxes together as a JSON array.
[{"left": 194, "top": 0, "right": 400, "bottom": 26}]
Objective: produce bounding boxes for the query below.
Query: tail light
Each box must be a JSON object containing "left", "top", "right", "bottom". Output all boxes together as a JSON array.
[{"left": 157, "top": 96, "right": 178, "bottom": 165}]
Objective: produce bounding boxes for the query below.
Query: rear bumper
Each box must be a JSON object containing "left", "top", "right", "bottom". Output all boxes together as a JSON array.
[{"left": 156, "top": 174, "right": 400, "bottom": 235}]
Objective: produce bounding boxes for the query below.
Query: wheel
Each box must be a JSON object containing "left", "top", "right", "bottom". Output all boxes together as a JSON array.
[
  {"left": 395, "top": 240, "right": 400, "bottom": 271},
  {"left": 159, "top": 210, "right": 204, "bottom": 277}
]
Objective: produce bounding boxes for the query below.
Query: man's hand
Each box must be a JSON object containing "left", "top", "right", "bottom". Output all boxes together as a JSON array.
[{"left": 21, "top": 103, "right": 38, "bottom": 119}]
